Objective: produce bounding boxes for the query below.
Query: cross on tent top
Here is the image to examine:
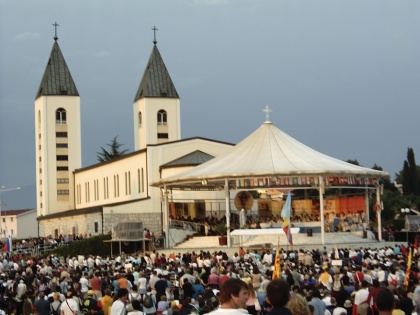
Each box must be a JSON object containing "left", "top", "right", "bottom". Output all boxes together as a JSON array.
[{"left": 262, "top": 105, "right": 272, "bottom": 122}]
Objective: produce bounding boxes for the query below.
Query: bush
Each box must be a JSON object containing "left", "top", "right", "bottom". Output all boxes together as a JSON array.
[{"left": 52, "top": 234, "right": 112, "bottom": 257}]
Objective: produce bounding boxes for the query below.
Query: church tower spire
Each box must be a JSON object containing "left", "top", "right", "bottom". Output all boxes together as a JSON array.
[
  {"left": 133, "top": 30, "right": 181, "bottom": 151},
  {"left": 35, "top": 29, "right": 81, "bottom": 220}
]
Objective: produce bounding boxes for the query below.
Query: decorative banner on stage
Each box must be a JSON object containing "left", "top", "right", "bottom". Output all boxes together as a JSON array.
[{"left": 236, "top": 176, "right": 379, "bottom": 189}]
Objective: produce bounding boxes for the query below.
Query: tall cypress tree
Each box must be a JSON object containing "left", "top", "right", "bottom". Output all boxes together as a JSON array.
[
  {"left": 407, "top": 148, "right": 418, "bottom": 195},
  {"left": 402, "top": 160, "right": 411, "bottom": 195}
]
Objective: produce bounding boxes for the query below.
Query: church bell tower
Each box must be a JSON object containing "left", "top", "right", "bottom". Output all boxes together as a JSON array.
[
  {"left": 34, "top": 28, "right": 81, "bottom": 216},
  {"left": 133, "top": 30, "right": 181, "bottom": 151}
]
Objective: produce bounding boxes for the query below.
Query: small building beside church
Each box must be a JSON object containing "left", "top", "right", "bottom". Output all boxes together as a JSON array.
[{"left": 1, "top": 209, "right": 37, "bottom": 239}]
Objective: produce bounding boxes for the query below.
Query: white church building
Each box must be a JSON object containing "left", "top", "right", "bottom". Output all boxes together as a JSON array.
[{"left": 35, "top": 35, "right": 234, "bottom": 238}]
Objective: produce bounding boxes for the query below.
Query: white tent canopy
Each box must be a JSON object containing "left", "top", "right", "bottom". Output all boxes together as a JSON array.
[
  {"left": 154, "top": 121, "right": 388, "bottom": 188},
  {"left": 154, "top": 121, "right": 388, "bottom": 246}
]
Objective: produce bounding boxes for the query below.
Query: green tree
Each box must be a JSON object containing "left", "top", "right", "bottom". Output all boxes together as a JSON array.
[
  {"left": 400, "top": 148, "right": 419, "bottom": 195},
  {"left": 372, "top": 163, "right": 397, "bottom": 192},
  {"left": 97, "top": 136, "right": 129, "bottom": 162},
  {"left": 346, "top": 159, "right": 360, "bottom": 166}
]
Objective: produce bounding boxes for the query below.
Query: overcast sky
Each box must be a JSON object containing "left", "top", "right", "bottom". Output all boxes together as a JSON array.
[{"left": 1, "top": 0, "right": 419, "bottom": 210}]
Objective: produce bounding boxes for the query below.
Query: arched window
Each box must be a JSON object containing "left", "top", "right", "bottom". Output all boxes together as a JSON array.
[
  {"left": 157, "top": 110, "right": 167, "bottom": 125},
  {"left": 138, "top": 112, "right": 142, "bottom": 126},
  {"left": 56, "top": 108, "right": 67, "bottom": 124}
]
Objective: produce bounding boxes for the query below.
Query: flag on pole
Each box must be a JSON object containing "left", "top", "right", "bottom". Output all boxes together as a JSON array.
[
  {"left": 281, "top": 192, "right": 293, "bottom": 246},
  {"left": 272, "top": 237, "right": 281, "bottom": 279},
  {"left": 405, "top": 247, "right": 412, "bottom": 286},
  {"left": 4, "top": 236, "right": 12, "bottom": 252}
]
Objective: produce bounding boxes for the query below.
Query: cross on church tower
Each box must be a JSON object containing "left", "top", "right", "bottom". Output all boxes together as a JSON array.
[
  {"left": 262, "top": 105, "right": 272, "bottom": 122},
  {"left": 152, "top": 26, "right": 158, "bottom": 45},
  {"left": 53, "top": 21, "right": 59, "bottom": 41}
]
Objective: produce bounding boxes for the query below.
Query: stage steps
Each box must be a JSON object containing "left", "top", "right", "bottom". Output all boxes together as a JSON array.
[{"left": 173, "top": 231, "right": 374, "bottom": 250}]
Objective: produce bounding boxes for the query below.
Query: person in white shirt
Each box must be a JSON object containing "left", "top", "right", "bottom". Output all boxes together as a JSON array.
[
  {"left": 354, "top": 281, "right": 370, "bottom": 311},
  {"left": 60, "top": 292, "right": 78, "bottom": 315},
  {"left": 79, "top": 273, "right": 89, "bottom": 299},
  {"left": 111, "top": 288, "right": 128, "bottom": 315},
  {"left": 376, "top": 265, "right": 386, "bottom": 284},
  {"left": 209, "top": 278, "right": 249, "bottom": 315}
]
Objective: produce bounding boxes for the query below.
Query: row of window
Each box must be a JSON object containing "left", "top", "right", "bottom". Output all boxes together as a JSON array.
[
  {"left": 138, "top": 110, "right": 168, "bottom": 126},
  {"left": 56, "top": 108, "right": 171, "bottom": 127},
  {"left": 76, "top": 169, "right": 145, "bottom": 204},
  {"left": 52, "top": 222, "right": 99, "bottom": 237}
]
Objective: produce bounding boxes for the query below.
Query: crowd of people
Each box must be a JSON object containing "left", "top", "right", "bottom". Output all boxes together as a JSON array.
[{"left": 0, "top": 241, "right": 419, "bottom": 315}]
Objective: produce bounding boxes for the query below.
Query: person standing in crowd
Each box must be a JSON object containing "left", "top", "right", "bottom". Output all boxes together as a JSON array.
[
  {"left": 60, "top": 291, "right": 78, "bottom": 315},
  {"left": 127, "top": 300, "right": 145, "bottom": 315},
  {"left": 308, "top": 288, "right": 326, "bottom": 315},
  {"left": 80, "top": 273, "right": 90, "bottom": 299},
  {"left": 110, "top": 288, "right": 128, "bottom": 315},
  {"left": 246, "top": 283, "right": 260, "bottom": 315},
  {"left": 138, "top": 272, "right": 148, "bottom": 300},
  {"left": 101, "top": 289, "right": 114, "bottom": 315},
  {"left": 35, "top": 291, "right": 51, "bottom": 315},
  {"left": 288, "top": 294, "right": 310, "bottom": 315},
  {"left": 182, "top": 278, "right": 194, "bottom": 300},
  {"left": 209, "top": 278, "right": 249, "bottom": 315},
  {"left": 90, "top": 272, "right": 103, "bottom": 300},
  {"left": 376, "top": 289, "right": 394, "bottom": 315},
  {"left": 353, "top": 281, "right": 369, "bottom": 315},
  {"left": 265, "top": 278, "right": 292, "bottom": 315},
  {"left": 155, "top": 274, "right": 169, "bottom": 302}
]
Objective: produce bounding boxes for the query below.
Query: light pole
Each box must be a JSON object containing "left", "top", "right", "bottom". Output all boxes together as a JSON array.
[
  {"left": 401, "top": 208, "right": 410, "bottom": 243},
  {"left": 0, "top": 186, "right": 21, "bottom": 239}
]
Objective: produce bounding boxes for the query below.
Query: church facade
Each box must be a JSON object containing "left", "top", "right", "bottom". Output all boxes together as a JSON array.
[{"left": 35, "top": 36, "right": 233, "bottom": 238}]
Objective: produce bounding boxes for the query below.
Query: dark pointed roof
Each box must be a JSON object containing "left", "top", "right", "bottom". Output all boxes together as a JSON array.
[
  {"left": 35, "top": 41, "right": 79, "bottom": 100},
  {"left": 160, "top": 150, "right": 214, "bottom": 169},
  {"left": 134, "top": 45, "right": 179, "bottom": 101}
]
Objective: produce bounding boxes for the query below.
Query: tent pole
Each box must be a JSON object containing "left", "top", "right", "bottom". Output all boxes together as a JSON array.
[
  {"left": 225, "top": 179, "right": 231, "bottom": 248},
  {"left": 163, "top": 185, "right": 169, "bottom": 248},
  {"left": 319, "top": 176, "right": 325, "bottom": 245},
  {"left": 365, "top": 189, "right": 369, "bottom": 226},
  {"left": 376, "top": 186, "right": 382, "bottom": 241}
]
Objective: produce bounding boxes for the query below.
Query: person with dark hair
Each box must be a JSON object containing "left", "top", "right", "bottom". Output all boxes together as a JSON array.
[
  {"left": 101, "top": 289, "right": 114, "bottom": 315},
  {"left": 353, "top": 281, "right": 369, "bottom": 315},
  {"left": 35, "top": 291, "right": 51, "bottom": 315},
  {"left": 210, "top": 278, "right": 249, "bottom": 315},
  {"left": 308, "top": 288, "right": 326, "bottom": 315},
  {"left": 60, "top": 291, "right": 78, "bottom": 315},
  {"left": 375, "top": 289, "right": 394, "bottom": 315},
  {"left": 110, "top": 288, "right": 128, "bottom": 315},
  {"left": 127, "top": 300, "right": 144, "bottom": 315},
  {"left": 265, "top": 279, "right": 292, "bottom": 315},
  {"left": 182, "top": 278, "right": 194, "bottom": 299},
  {"left": 155, "top": 275, "right": 169, "bottom": 302},
  {"left": 396, "top": 287, "right": 413, "bottom": 315}
]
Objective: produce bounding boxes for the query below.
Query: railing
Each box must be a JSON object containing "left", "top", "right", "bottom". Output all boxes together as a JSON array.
[
  {"left": 169, "top": 219, "right": 203, "bottom": 233},
  {"left": 6, "top": 240, "right": 72, "bottom": 257}
]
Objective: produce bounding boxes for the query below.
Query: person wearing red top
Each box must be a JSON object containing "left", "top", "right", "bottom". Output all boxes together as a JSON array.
[
  {"left": 207, "top": 269, "right": 220, "bottom": 289},
  {"left": 90, "top": 272, "right": 102, "bottom": 299},
  {"left": 220, "top": 270, "right": 230, "bottom": 284},
  {"left": 354, "top": 266, "right": 364, "bottom": 284},
  {"left": 239, "top": 247, "right": 245, "bottom": 258}
]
